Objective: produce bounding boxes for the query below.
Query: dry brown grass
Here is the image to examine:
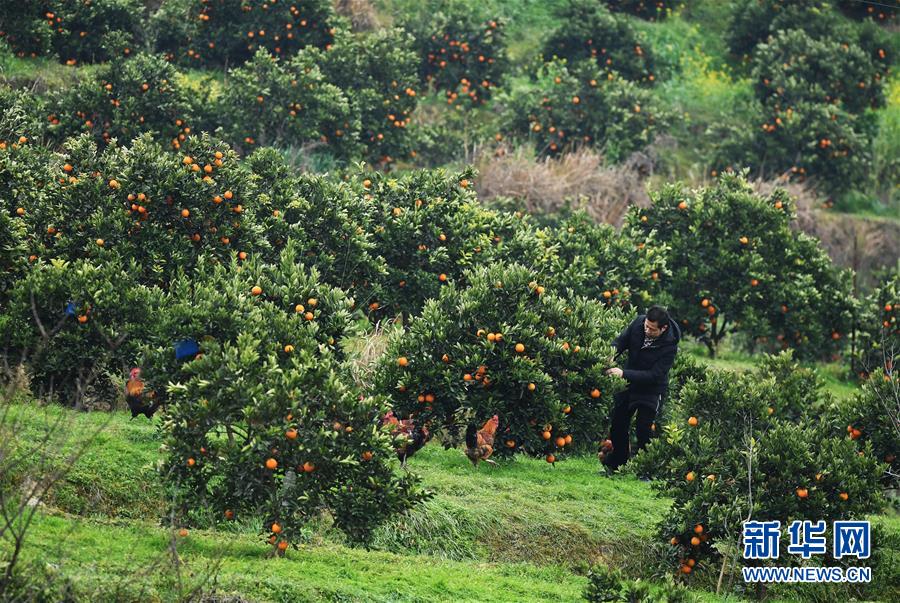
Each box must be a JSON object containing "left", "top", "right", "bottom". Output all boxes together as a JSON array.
[
  {"left": 751, "top": 179, "right": 900, "bottom": 291},
  {"left": 474, "top": 145, "right": 654, "bottom": 227},
  {"left": 346, "top": 319, "right": 399, "bottom": 390},
  {"left": 334, "top": 0, "right": 381, "bottom": 31}
]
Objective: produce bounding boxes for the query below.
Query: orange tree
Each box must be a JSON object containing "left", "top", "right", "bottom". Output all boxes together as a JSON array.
[
  {"left": 151, "top": 0, "right": 335, "bottom": 67},
  {"left": 825, "top": 367, "right": 899, "bottom": 490},
  {"left": 625, "top": 172, "right": 855, "bottom": 359},
  {"left": 314, "top": 27, "right": 420, "bottom": 167},
  {"left": 836, "top": 0, "right": 896, "bottom": 22},
  {"left": 0, "top": 255, "right": 160, "bottom": 406},
  {"left": 0, "top": 1, "right": 51, "bottom": 58},
  {"left": 630, "top": 364, "right": 885, "bottom": 582},
  {"left": 144, "top": 250, "right": 429, "bottom": 548},
  {"left": 543, "top": 0, "right": 657, "bottom": 85},
  {"left": 244, "top": 148, "right": 384, "bottom": 299},
  {"left": 0, "top": 87, "right": 47, "bottom": 146},
  {"left": 360, "top": 167, "right": 509, "bottom": 319},
  {"left": 44, "top": 0, "right": 142, "bottom": 64},
  {"left": 501, "top": 58, "right": 665, "bottom": 160},
  {"left": 708, "top": 96, "right": 876, "bottom": 196},
  {"left": 726, "top": 0, "right": 833, "bottom": 60},
  {"left": 537, "top": 210, "right": 669, "bottom": 308},
  {"left": 14, "top": 133, "right": 263, "bottom": 289},
  {"left": 373, "top": 262, "right": 628, "bottom": 461},
  {"left": 850, "top": 266, "right": 899, "bottom": 380},
  {"left": 402, "top": 5, "right": 508, "bottom": 107},
  {"left": 0, "top": 102, "right": 53, "bottom": 225},
  {"left": 46, "top": 51, "right": 196, "bottom": 150},
  {"left": 217, "top": 48, "right": 359, "bottom": 157},
  {"left": 751, "top": 28, "right": 888, "bottom": 117},
  {"left": 0, "top": 212, "right": 26, "bottom": 307},
  {"left": 603, "top": 0, "right": 677, "bottom": 21}
]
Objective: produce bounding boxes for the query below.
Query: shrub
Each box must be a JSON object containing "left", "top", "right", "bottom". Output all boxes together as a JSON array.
[
  {"left": 541, "top": 210, "right": 667, "bottom": 308},
  {"left": 0, "top": 1, "right": 51, "bottom": 58},
  {"left": 245, "top": 148, "right": 384, "bottom": 298},
  {"left": 834, "top": 0, "right": 896, "bottom": 22},
  {"left": 0, "top": 211, "right": 26, "bottom": 307},
  {"left": 753, "top": 349, "right": 830, "bottom": 422},
  {"left": 218, "top": 48, "right": 359, "bottom": 156},
  {"left": 501, "top": 59, "right": 665, "bottom": 161},
  {"left": 46, "top": 52, "right": 196, "bottom": 149},
  {"left": 603, "top": 1, "right": 677, "bottom": 21},
  {"left": 586, "top": 566, "right": 691, "bottom": 602},
  {"left": 825, "top": 368, "right": 899, "bottom": 490},
  {"left": 752, "top": 28, "right": 888, "bottom": 115},
  {"left": 0, "top": 86, "right": 47, "bottom": 145},
  {"left": 708, "top": 97, "right": 877, "bottom": 196},
  {"left": 630, "top": 368, "right": 885, "bottom": 579},
  {"left": 627, "top": 172, "right": 855, "bottom": 359},
  {"left": 405, "top": 6, "right": 508, "bottom": 106},
  {"left": 361, "top": 167, "right": 507, "bottom": 319},
  {"left": 315, "top": 27, "right": 419, "bottom": 166},
  {"left": 851, "top": 266, "right": 899, "bottom": 379},
  {"left": 373, "top": 262, "right": 628, "bottom": 460},
  {"left": 726, "top": 0, "right": 833, "bottom": 59},
  {"left": 47, "top": 0, "right": 143, "bottom": 64},
  {"left": 12, "top": 133, "right": 263, "bottom": 288},
  {"left": 145, "top": 253, "right": 430, "bottom": 547},
  {"left": 544, "top": 0, "right": 656, "bottom": 85},
  {"left": 152, "top": 0, "right": 336, "bottom": 67}
]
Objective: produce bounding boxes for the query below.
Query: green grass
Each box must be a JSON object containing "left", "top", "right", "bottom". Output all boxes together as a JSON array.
[
  {"left": 681, "top": 340, "right": 861, "bottom": 402},
  {"left": 6, "top": 380, "right": 898, "bottom": 601},
  {"left": 20, "top": 512, "right": 591, "bottom": 602},
  {"left": 1, "top": 401, "right": 681, "bottom": 602},
  {"left": 0, "top": 51, "right": 99, "bottom": 92}
]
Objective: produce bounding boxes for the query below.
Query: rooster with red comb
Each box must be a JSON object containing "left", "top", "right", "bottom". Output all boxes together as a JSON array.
[{"left": 125, "top": 368, "right": 160, "bottom": 419}]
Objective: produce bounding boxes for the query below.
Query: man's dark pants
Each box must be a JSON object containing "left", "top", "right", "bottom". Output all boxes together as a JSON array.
[{"left": 606, "top": 390, "right": 658, "bottom": 471}]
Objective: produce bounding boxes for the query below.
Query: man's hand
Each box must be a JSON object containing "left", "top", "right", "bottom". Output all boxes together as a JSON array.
[{"left": 605, "top": 367, "right": 624, "bottom": 379}]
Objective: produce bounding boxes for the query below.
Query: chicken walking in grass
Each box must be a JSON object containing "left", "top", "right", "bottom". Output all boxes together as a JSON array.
[
  {"left": 465, "top": 414, "right": 499, "bottom": 467},
  {"left": 125, "top": 367, "right": 160, "bottom": 419},
  {"left": 382, "top": 410, "right": 432, "bottom": 468}
]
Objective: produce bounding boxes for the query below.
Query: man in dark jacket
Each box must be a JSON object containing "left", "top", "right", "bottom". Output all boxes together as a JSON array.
[{"left": 602, "top": 305, "right": 681, "bottom": 472}]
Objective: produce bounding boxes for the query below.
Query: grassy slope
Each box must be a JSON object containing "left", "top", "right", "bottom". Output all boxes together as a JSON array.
[
  {"left": 7, "top": 401, "right": 728, "bottom": 602},
  {"left": 24, "top": 513, "right": 590, "bottom": 602},
  {"left": 7, "top": 346, "right": 897, "bottom": 602}
]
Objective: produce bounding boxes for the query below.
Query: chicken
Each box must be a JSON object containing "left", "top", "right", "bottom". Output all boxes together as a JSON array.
[
  {"left": 597, "top": 438, "right": 614, "bottom": 464},
  {"left": 465, "top": 414, "right": 499, "bottom": 467},
  {"left": 125, "top": 367, "right": 160, "bottom": 419},
  {"left": 382, "top": 411, "right": 431, "bottom": 468}
]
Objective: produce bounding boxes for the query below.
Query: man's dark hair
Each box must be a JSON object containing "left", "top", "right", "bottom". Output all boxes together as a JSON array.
[{"left": 646, "top": 305, "right": 669, "bottom": 328}]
